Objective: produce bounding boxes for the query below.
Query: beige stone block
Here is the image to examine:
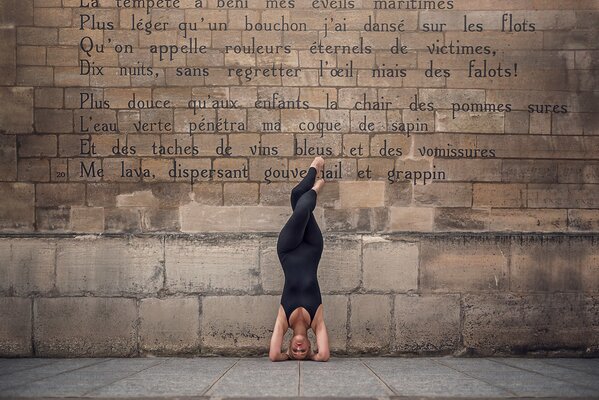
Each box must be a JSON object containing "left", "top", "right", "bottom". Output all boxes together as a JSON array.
[
  {"left": 338, "top": 181, "right": 385, "bottom": 208},
  {"left": 201, "top": 295, "right": 278, "bottom": 352},
  {"left": 36, "top": 207, "right": 70, "bottom": 232},
  {"left": 139, "top": 297, "right": 200, "bottom": 354},
  {"left": 17, "top": 27, "right": 57, "bottom": 45},
  {"left": 436, "top": 111, "right": 504, "bottom": 134},
  {"left": 414, "top": 182, "right": 472, "bottom": 208},
  {"left": 17, "top": 135, "right": 57, "bottom": 157},
  {"left": 180, "top": 204, "right": 241, "bottom": 232},
  {"left": 0, "top": 183, "right": 35, "bottom": 230},
  {"left": 34, "top": 297, "right": 137, "bottom": 356},
  {"left": 17, "top": 66, "right": 53, "bottom": 86},
  {"left": 568, "top": 209, "right": 599, "bottom": 232},
  {"left": 318, "top": 294, "right": 348, "bottom": 353},
  {"left": 502, "top": 160, "right": 558, "bottom": 183},
  {"left": 0, "top": 29, "right": 16, "bottom": 85},
  {"left": 558, "top": 161, "right": 599, "bottom": 184},
  {"left": 0, "top": 238, "right": 55, "bottom": 295},
  {"left": 362, "top": 238, "right": 418, "bottom": 292},
  {"left": 0, "top": 297, "right": 32, "bottom": 356},
  {"left": 462, "top": 293, "right": 598, "bottom": 355},
  {"left": 473, "top": 183, "right": 526, "bottom": 208},
  {"left": 420, "top": 237, "right": 509, "bottom": 292},
  {"left": 0, "top": 87, "right": 33, "bottom": 134},
  {"left": 17, "top": 158, "right": 49, "bottom": 182},
  {"left": 488, "top": 209, "right": 567, "bottom": 232},
  {"left": 17, "top": 46, "right": 46, "bottom": 65},
  {"left": 36, "top": 183, "right": 85, "bottom": 207},
  {"left": 239, "top": 206, "right": 292, "bottom": 232},
  {"left": 224, "top": 182, "right": 259, "bottom": 205},
  {"left": 0, "top": 135, "right": 16, "bottom": 180},
  {"left": 165, "top": 237, "right": 260, "bottom": 294},
  {"left": 69, "top": 206, "right": 104, "bottom": 233},
  {"left": 528, "top": 184, "right": 599, "bottom": 208},
  {"left": 388, "top": 207, "right": 434, "bottom": 232},
  {"left": 35, "top": 109, "right": 73, "bottom": 133},
  {"left": 434, "top": 208, "right": 490, "bottom": 231},
  {"left": 394, "top": 294, "right": 460, "bottom": 353},
  {"left": 510, "top": 237, "right": 590, "bottom": 293},
  {"left": 34, "top": 7, "right": 72, "bottom": 26},
  {"left": 56, "top": 237, "right": 163, "bottom": 295},
  {"left": 349, "top": 294, "right": 392, "bottom": 352}
]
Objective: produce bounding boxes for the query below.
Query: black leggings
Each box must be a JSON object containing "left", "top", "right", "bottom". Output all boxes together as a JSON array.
[{"left": 277, "top": 166, "right": 324, "bottom": 325}]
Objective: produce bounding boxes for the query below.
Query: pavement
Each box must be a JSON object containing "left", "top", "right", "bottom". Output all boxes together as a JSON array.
[{"left": 0, "top": 357, "right": 598, "bottom": 400}]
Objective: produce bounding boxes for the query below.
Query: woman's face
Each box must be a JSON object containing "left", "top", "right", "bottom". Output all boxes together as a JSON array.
[{"left": 289, "top": 334, "right": 311, "bottom": 359}]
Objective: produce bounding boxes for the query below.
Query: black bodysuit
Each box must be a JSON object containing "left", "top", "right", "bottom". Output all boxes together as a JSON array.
[{"left": 277, "top": 166, "right": 323, "bottom": 328}]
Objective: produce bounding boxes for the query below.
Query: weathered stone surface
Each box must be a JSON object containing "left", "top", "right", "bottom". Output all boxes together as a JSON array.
[
  {"left": 394, "top": 294, "right": 460, "bottom": 353},
  {"left": 201, "top": 295, "right": 278, "bottom": 353},
  {"left": 348, "top": 294, "right": 392, "bottom": 353},
  {"left": 139, "top": 297, "right": 200, "bottom": 354},
  {"left": 319, "top": 294, "right": 348, "bottom": 353},
  {"left": 0, "top": 297, "right": 32, "bottom": 356},
  {"left": 0, "top": 238, "right": 55, "bottom": 295},
  {"left": 362, "top": 238, "right": 419, "bottom": 292},
  {"left": 0, "top": 183, "right": 34, "bottom": 230},
  {"left": 0, "top": 87, "right": 33, "bottom": 133},
  {"left": 34, "top": 297, "right": 137, "bottom": 356},
  {"left": 56, "top": 237, "right": 163, "bottom": 295},
  {"left": 165, "top": 237, "right": 260, "bottom": 294},
  {"left": 462, "top": 293, "right": 599, "bottom": 355},
  {"left": 420, "top": 237, "right": 509, "bottom": 292},
  {"left": 510, "top": 236, "right": 595, "bottom": 293}
]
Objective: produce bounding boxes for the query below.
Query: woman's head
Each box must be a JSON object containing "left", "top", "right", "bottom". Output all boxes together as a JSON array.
[{"left": 288, "top": 333, "right": 311, "bottom": 360}]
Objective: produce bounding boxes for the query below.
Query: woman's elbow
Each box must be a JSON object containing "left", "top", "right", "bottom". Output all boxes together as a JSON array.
[{"left": 319, "top": 350, "right": 330, "bottom": 361}]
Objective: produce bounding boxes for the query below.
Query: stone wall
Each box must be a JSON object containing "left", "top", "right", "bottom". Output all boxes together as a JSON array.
[
  {"left": 0, "top": 233, "right": 597, "bottom": 357},
  {"left": 0, "top": 0, "right": 598, "bottom": 356}
]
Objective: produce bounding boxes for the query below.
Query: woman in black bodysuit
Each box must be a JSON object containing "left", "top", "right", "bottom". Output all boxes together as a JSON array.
[{"left": 268, "top": 156, "right": 330, "bottom": 362}]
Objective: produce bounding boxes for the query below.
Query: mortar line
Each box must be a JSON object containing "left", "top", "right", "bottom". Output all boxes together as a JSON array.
[
  {"left": 200, "top": 357, "right": 241, "bottom": 396},
  {"left": 432, "top": 358, "right": 518, "bottom": 397},
  {"left": 81, "top": 359, "right": 166, "bottom": 396},
  {"left": 489, "top": 358, "right": 599, "bottom": 392},
  {"left": 1, "top": 358, "right": 113, "bottom": 391},
  {"left": 360, "top": 359, "right": 399, "bottom": 397},
  {"left": 298, "top": 359, "right": 301, "bottom": 396}
]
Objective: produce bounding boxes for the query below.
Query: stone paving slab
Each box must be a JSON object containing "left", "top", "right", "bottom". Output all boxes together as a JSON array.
[{"left": 0, "top": 357, "right": 597, "bottom": 399}]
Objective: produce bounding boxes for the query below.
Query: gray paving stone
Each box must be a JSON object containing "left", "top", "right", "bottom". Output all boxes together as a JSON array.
[
  {"left": 452, "top": 370, "right": 598, "bottom": 397},
  {"left": 205, "top": 358, "right": 298, "bottom": 397},
  {"left": 86, "top": 358, "right": 237, "bottom": 397},
  {"left": 0, "top": 359, "right": 57, "bottom": 376},
  {"left": 362, "top": 358, "right": 513, "bottom": 397},
  {"left": 0, "top": 358, "right": 106, "bottom": 391},
  {"left": 495, "top": 358, "right": 599, "bottom": 391},
  {"left": 0, "top": 357, "right": 598, "bottom": 399},
  {"left": 0, "top": 370, "right": 136, "bottom": 397},
  {"left": 301, "top": 358, "right": 393, "bottom": 397},
  {"left": 541, "top": 358, "right": 599, "bottom": 376}
]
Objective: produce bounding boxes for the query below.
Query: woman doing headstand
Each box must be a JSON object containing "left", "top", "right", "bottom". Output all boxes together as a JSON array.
[{"left": 268, "top": 156, "right": 330, "bottom": 362}]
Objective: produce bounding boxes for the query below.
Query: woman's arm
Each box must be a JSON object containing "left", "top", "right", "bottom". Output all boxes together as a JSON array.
[
  {"left": 269, "top": 308, "right": 289, "bottom": 362},
  {"left": 310, "top": 320, "right": 330, "bottom": 361}
]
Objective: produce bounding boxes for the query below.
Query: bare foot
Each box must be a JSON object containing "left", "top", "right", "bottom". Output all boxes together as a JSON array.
[
  {"left": 312, "top": 178, "right": 325, "bottom": 195},
  {"left": 310, "top": 157, "right": 325, "bottom": 175}
]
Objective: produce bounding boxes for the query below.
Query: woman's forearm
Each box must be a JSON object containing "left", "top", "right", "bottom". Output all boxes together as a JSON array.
[{"left": 273, "top": 352, "right": 290, "bottom": 361}]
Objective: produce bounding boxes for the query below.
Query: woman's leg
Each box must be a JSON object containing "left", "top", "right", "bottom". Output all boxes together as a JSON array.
[
  {"left": 303, "top": 212, "right": 323, "bottom": 248},
  {"left": 277, "top": 189, "right": 317, "bottom": 253},
  {"left": 291, "top": 167, "right": 317, "bottom": 211}
]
